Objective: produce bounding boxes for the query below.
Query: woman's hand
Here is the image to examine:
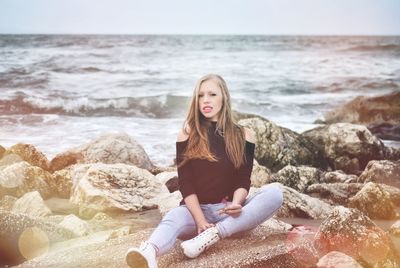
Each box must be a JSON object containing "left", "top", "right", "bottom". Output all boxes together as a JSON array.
[
  {"left": 196, "top": 220, "right": 215, "bottom": 234},
  {"left": 219, "top": 203, "right": 242, "bottom": 217}
]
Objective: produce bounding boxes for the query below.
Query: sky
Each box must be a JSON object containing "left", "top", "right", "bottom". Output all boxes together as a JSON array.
[{"left": 0, "top": 0, "right": 399, "bottom": 35}]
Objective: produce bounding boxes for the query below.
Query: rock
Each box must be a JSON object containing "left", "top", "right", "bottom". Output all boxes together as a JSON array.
[
  {"left": 384, "top": 146, "right": 400, "bottom": 161},
  {"left": 69, "top": 163, "right": 162, "bottom": 219},
  {"left": 314, "top": 206, "right": 399, "bottom": 267},
  {"left": 0, "top": 153, "right": 24, "bottom": 166},
  {"left": 44, "top": 198, "right": 79, "bottom": 215},
  {"left": 251, "top": 159, "right": 273, "bottom": 188},
  {"left": 316, "top": 251, "right": 363, "bottom": 268},
  {"left": 302, "top": 123, "right": 386, "bottom": 174},
  {"left": 348, "top": 182, "right": 398, "bottom": 219},
  {"left": 7, "top": 143, "right": 51, "bottom": 171},
  {"left": 306, "top": 183, "right": 364, "bottom": 206},
  {"left": 272, "top": 165, "right": 322, "bottom": 193},
  {"left": 152, "top": 184, "right": 182, "bottom": 216},
  {"left": 165, "top": 177, "right": 179, "bottom": 193},
  {"left": 106, "top": 226, "right": 132, "bottom": 241},
  {"left": 358, "top": 160, "right": 400, "bottom": 188},
  {"left": 48, "top": 168, "right": 73, "bottom": 198},
  {"left": 368, "top": 123, "right": 400, "bottom": 141},
  {"left": 155, "top": 171, "right": 177, "bottom": 185},
  {"left": 380, "top": 183, "right": 400, "bottom": 206},
  {"left": 320, "top": 170, "right": 358, "bottom": 183},
  {"left": 50, "top": 151, "right": 83, "bottom": 173},
  {"left": 149, "top": 166, "right": 177, "bottom": 175},
  {"left": 16, "top": 225, "right": 301, "bottom": 268},
  {"left": 286, "top": 225, "right": 320, "bottom": 267},
  {"left": 0, "top": 195, "right": 17, "bottom": 210},
  {"left": 90, "top": 212, "right": 113, "bottom": 222},
  {"left": 12, "top": 191, "right": 52, "bottom": 218},
  {"left": 0, "top": 161, "right": 53, "bottom": 199},
  {"left": 0, "top": 145, "right": 5, "bottom": 159},
  {"left": 0, "top": 209, "right": 75, "bottom": 266},
  {"left": 323, "top": 91, "right": 400, "bottom": 126},
  {"left": 239, "top": 117, "right": 328, "bottom": 172},
  {"left": 390, "top": 220, "right": 400, "bottom": 236},
  {"left": 260, "top": 216, "right": 292, "bottom": 232},
  {"left": 50, "top": 133, "right": 155, "bottom": 172},
  {"left": 58, "top": 214, "right": 91, "bottom": 237},
  {"left": 267, "top": 183, "right": 335, "bottom": 219}
]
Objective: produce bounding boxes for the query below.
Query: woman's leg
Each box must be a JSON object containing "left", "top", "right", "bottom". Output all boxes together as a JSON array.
[
  {"left": 216, "top": 184, "right": 284, "bottom": 238},
  {"left": 147, "top": 205, "right": 197, "bottom": 256}
]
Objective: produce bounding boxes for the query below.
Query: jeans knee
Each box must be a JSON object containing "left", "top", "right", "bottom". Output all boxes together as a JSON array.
[{"left": 261, "top": 184, "right": 284, "bottom": 209}]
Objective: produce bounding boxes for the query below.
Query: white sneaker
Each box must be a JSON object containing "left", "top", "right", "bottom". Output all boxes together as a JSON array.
[
  {"left": 180, "top": 227, "right": 220, "bottom": 258},
  {"left": 126, "top": 241, "right": 158, "bottom": 268}
]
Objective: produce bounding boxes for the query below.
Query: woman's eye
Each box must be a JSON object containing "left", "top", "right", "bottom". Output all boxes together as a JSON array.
[{"left": 211, "top": 94, "right": 216, "bottom": 96}]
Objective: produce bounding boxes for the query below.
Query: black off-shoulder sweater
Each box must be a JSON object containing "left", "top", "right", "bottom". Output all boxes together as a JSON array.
[{"left": 176, "top": 121, "right": 255, "bottom": 205}]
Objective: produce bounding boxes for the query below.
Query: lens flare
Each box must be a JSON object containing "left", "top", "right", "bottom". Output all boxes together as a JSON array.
[{"left": 18, "top": 227, "right": 49, "bottom": 260}]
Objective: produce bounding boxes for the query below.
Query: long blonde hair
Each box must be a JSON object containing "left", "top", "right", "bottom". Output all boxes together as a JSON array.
[{"left": 179, "top": 74, "right": 247, "bottom": 169}]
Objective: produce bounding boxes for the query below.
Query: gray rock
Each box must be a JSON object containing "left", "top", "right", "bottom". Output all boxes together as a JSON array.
[
  {"left": 306, "top": 183, "right": 364, "bottom": 206},
  {"left": 320, "top": 170, "right": 358, "bottom": 183},
  {"left": 50, "top": 133, "right": 155, "bottom": 172},
  {"left": 323, "top": 91, "right": 400, "bottom": 126},
  {"left": 314, "top": 206, "right": 399, "bottom": 267},
  {"left": 0, "top": 161, "right": 53, "bottom": 199},
  {"left": 239, "top": 117, "right": 328, "bottom": 172},
  {"left": 269, "top": 183, "right": 335, "bottom": 219},
  {"left": 302, "top": 123, "right": 386, "bottom": 174},
  {"left": 272, "top": 165, "right": 322, "bottom": 193},
  {"left": 348, "top": 182, "right": 398, "bottom": 219},
  {"left": 358, "top": 159, "right": 400, "bottom": 188},
  {"left": 69, "top": 163, "right": 162, "bottom": 219},
  {"left": 317, "top": 251, "right": 363, "bottom": 268}
]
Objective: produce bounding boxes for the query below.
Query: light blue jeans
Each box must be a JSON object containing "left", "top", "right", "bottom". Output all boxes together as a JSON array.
[{"left": 147, "top": 184, "right": 284, "bottom": 256}]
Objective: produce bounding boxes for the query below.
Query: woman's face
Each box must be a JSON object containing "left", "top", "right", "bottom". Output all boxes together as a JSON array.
[{"left": 198, "top": 79, "right": 223, "bottom": 122}]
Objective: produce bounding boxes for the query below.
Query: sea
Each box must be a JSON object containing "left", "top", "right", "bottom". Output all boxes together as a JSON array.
[{"left": 0, "top": 35, "right": 399, "bottom": 166}]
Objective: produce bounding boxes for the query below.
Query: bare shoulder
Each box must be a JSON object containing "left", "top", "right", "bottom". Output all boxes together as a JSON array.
[
  {"left": 244, "top": 127, "right": 256, "bottom": 144},
  {"left": 177, "top": 125, "right": 190, "bottom": 142}
]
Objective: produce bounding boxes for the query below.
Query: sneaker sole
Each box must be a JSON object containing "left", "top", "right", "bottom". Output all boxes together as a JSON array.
[{"left": 126, "top": 250, "right": 149, "bottom": 268}]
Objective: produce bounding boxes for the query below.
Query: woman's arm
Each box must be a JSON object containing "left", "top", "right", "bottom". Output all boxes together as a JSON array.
[{"left": 184, "top": 194, "right": 214, "bottom": 234}]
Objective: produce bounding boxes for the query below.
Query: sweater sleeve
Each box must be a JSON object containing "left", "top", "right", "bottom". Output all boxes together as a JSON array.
[
  {"left": 176, "top": 140, "right": 196, "bottom": 199},
  {"left": 234, "top": 141, "right": 255, "bottom": 192}
]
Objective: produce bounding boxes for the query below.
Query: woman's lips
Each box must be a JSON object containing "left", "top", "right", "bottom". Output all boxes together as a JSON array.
[{"left": 203, "top": 106, "right": 213, "bottom": 113}]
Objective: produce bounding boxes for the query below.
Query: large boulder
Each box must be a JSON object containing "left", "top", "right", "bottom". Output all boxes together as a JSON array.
[
  {"left": 323, "top": 91, "right": 400, "bottom": 126},
  {"left": 271, "top": 165, "right": 322, "bottom": 193},
  {"left": 0, "top": 145, "right": 5, "bottom": 159},
  {"left": 358, "top": 160, "right": 400, "bottom": 188},
  {"left": 319, "top": 170, "right": 358, "bottom": 183},
  {"left": 239, "top": 117, "right": 328, "bottom": 172},
  {"left": 348, "top": 182, "right": 398, "bottom": 220},
  {"left": 0, "top": 161, "right": 53, "bottom": 199},
  {"left": 250, "top": 159, "right": 273, "bottom": 187},
  {"left": 6, "top": 144, "right": 51, "bottom": 171},
  {"left": 11, "top": 191, "right": 52, "bottom": 218},
  {"left": 302, "top": 123, "right": 386, "bottom": 174},
  {"left": 314, "top": 207, "right": 399, "bottom": 267},
  {"left": 306, "top": 183, "right": 364, "bottom": 206},
  {"left": 316, "top": 251, "right": 363, "bottom": 268},
  {"left": 267, "top": 184, "right": 335, "bottom": 219},
  {"left": 69, "top": 163, "right": 162, "bottom": 218},
  {"left": 50, "top": 133, "right": 155, "bottom": 172}
]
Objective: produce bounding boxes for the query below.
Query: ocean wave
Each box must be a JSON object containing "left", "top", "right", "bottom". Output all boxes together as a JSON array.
[
  {"left": 0, "top": 94, "right": 190, "bottom": 118},
  {"left": 314, "top": 77, "right": 400, "bottom": 92},
  {"left": 341, "top": 44, "right": 400, "bottom": 53}
]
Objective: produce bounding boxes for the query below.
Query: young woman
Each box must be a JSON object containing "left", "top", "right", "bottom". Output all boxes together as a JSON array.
[{"left": 126, "top": 74, "right": 284, "bottom": 268}]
